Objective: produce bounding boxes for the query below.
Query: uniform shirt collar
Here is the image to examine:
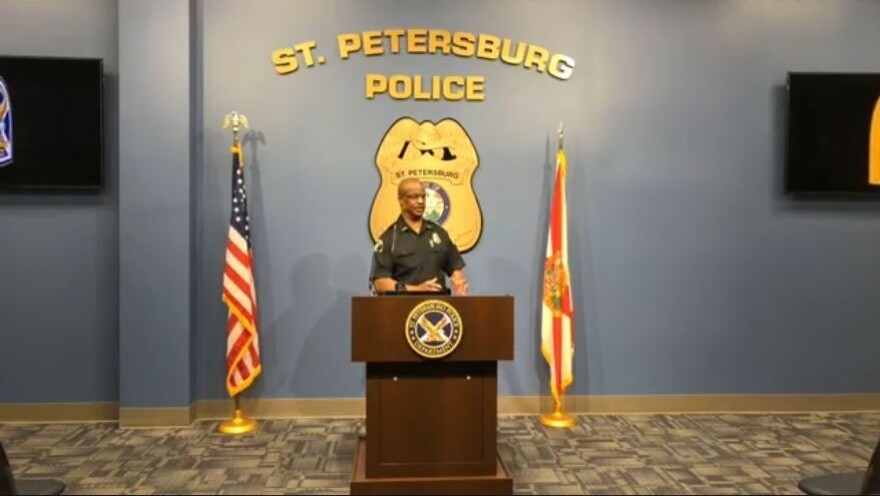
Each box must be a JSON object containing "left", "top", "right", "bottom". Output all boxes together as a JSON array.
[{"left": 396, "top": 215, "right": 434, "bottom": 232}]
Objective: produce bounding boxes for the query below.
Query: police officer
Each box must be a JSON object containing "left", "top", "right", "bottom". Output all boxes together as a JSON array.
[{"left": 370, "top": 178, "right": 469, "bottom": 295}]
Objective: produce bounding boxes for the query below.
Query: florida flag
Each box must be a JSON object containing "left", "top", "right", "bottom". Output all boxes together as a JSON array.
[{"left": 541, "top": 147, "right": 574, "bottom": 407}]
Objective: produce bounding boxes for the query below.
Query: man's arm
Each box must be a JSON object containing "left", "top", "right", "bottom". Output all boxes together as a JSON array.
[
  {"left": 373, "top": 277, "right": 443, "bottom": 293},
  {"left": 450, "top": 269, "right": 469, "bottom": 295},
  {"left": 372, "top": 277, "right": 397, "bottom": 293},
  {"left": 441, "top": 229, "right": 468, "bottom": 295}
]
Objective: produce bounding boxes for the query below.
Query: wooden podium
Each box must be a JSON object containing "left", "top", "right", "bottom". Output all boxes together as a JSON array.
[{"left": 350, "top": 295, "right": 514, "bottom": 495}]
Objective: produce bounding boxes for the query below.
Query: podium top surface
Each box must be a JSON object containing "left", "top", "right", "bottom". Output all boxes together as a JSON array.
[{"left": 351, "top": 295, "right": 514, "bottom": 363}]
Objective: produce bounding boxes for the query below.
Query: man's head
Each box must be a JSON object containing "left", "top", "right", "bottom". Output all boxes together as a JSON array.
[{"left": 398, "top": 178, "right": 426, "bottom": 220}]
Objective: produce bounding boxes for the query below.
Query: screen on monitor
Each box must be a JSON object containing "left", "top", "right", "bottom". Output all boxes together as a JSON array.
[
  {"left": 0, "top": 56, "right": 104, "bottom": 189},
  {"left": 786, "top": 73, "right": 880, "bottom": 195}
]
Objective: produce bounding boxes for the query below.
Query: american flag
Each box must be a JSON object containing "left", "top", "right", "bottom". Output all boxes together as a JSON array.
[{"left": 222, "top": 144, "right": 261, "bottom": 397}]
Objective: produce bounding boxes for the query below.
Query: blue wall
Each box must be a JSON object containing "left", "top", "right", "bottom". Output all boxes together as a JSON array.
[
  {"left": 0, "top": 1, "right": 118, "bottom": 403},
  {"left": 2, "top": 1, "right": 880, "bottom": 407},
  {"left": 118, "top": 0, "right": 196, "bottom": 408},
  {"left": 196, "top": 0, "right": 880, "bottom": 400}
]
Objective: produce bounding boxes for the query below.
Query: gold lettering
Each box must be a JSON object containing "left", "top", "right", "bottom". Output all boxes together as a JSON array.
[
  {"left": 523, "top": 44, "right": 550, "bottom": 73},
  {"left": 413, "top": 75, "right": 430, "bottom": 100},
  {"left": 364, "top": 74, "right": 485, "bottom": 101},
  {"left": 293, "top": 40, "right": 317, "bottom": 66},
  {"left": 451, "top": 32, "right": 475, "bottom": 57},
  {"left": 500, "top": 40, "right": 526, "bottom": 66},
  {"left": 389, "top": 74, "right": 412, "bottom": 99},
  {"left": 363, "top": 31, "right": 384, "bottom": 56},
  {"left": 365, "top": 74, "right": 388, "bottom": 99},
  {"left": 429, "top": 30, "right": 452, "bottom": 55},
  {"left": 443, "top": 76, "right": 465, "bottom": 101},
  {"left": 271, "top": 48, "right": 298, "bottom": 75},
  {"left": 408, "top": 28, "right": 428, "bottom": 53},
  {"left": 465, "top": 76, "right": 485, "bottom": 101},
  {"left": 432, "top": 75, "right": 441, "bottom": 100},
  {"left": 338, "top": 33, "right": 361, "bottom": 59},
  {"left": 476, "top": 34, "right": 501, "bottom": 60},
  {"left": 385, "top": 28, "right": 406, "bottom": 54}
]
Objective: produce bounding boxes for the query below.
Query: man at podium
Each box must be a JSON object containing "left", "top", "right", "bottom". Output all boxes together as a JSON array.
[{"left": 370, "top": 178, "right": 469, "bottom": 295}]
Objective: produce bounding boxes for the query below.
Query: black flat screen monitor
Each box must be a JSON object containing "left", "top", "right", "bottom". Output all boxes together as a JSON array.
[
  {"left": 0, "top": 56, "right": 104, "bottom": 190},
  {"left": 786, "top": 73, "right": 880, "bottom": 195}
]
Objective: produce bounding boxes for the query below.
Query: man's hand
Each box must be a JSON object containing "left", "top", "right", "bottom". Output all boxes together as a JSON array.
[
  {"left": 450, "top": 273, "right": 469, "bottom": 296},
  {"left": 410, "top": 277, "right": 443, "bottom": 292}
]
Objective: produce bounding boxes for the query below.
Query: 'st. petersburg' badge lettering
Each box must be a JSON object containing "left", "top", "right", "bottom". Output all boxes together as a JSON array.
[
  {"left": 369, "top": 117, "right": 483, "bottom": 252},
  {"left": 0, "top": 77, "right": 12, "bottom": 167},
  {"left": 405, "top": 299, "right": 463, "bottom": 359}
]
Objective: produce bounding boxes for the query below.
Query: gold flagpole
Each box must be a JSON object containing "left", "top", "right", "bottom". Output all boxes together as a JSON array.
[
  {"left": 219, "top": 394, "right": 258, "bottom": 434},
  {"left": 218, "top": 111, "right": 258, "bottom": 435},
  {"left": 540, "top": 122, "right": 576, "bottom": 429},
  {"left": 540, "top": 396, "right": 575, "bottom": 428}
]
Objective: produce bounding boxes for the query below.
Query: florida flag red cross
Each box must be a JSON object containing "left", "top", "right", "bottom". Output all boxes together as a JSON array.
[
  {"left": 222, "top": 144, "right": 262, "bottom": 397},
  {"left": 541, "top": 147, "right": 574, "bottom": 407}
]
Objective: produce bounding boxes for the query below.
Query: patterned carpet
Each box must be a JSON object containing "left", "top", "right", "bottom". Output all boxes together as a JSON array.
[{"left": 1, "top": 413, "right": 878, "bottom": 495}]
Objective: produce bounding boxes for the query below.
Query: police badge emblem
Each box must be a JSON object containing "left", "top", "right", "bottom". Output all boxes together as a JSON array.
[
  {"left": 369, "top": 118, "right": 483, "bottom": 252},
  {"left": 405, "top": 299, "right": 463, "bottom": 359},
  {"left": 0, "top": 77, "right": 12, "bottom": 167}
]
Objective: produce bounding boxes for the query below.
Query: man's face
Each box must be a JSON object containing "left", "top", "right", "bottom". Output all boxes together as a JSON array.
[{"left": 398, "top": 180, "right": 426, "bottom": 219}]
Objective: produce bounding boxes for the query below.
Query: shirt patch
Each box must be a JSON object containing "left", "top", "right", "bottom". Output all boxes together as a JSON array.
[{"left": 374, "top": 239, "right": 384, "bottom": 253}]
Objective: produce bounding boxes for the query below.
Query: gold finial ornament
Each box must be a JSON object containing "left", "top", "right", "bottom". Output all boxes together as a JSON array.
[
  {"left": 557, "top": 120, "right": 564, "bottom": 152},
  {"left": 223, "top": 111, "right": 250, "bottom": 146}
]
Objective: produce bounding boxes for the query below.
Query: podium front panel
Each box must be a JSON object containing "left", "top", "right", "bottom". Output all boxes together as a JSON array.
[{"left": 366, "top": 362, "right": 497, "bottom": 478}]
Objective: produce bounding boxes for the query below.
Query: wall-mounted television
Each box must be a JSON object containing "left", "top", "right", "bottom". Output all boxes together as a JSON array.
[
  {"left": 786, "top": 73, "right": 880, "bottom": 195},
  {"left": 0, "top": 56, "right": 103, "bottom": 190}
]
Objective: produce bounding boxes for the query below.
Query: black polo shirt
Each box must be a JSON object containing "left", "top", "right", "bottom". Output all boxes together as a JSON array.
[{"left": 370, "top": 216, "right": 466, "bottom": 290}]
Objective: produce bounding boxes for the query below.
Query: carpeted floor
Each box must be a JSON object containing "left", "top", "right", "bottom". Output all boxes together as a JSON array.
[{"left": 1, "top": 413, "right": 878, "bottom": 494}]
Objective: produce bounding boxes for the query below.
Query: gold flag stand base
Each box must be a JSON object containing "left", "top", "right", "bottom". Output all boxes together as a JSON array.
[
  {"left": 218, "top": 396, "right": 258, "bottom": 435},
  {"left": 539, "top": 400, "right": 576, "bottom": 428}
]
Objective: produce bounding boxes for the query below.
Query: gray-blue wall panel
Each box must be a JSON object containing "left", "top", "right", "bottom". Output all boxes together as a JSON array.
[
  {"left": 0, "top": 1, "right": 118, "bottom": 403},
  {"left": 119, "top": 1, "right": 193, "bottom": 407}
]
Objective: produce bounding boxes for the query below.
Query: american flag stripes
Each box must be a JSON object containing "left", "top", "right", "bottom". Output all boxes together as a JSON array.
[{"left": 222, "top": 144, "right": 262, "bottom": 397}]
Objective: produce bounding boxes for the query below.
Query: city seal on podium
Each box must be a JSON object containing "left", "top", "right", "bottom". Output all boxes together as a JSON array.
[{"left": 405, "top": 299, "right": 464, "bottom": 359}]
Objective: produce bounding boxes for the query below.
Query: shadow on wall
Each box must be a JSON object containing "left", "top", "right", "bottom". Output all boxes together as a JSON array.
[{"left": 267, "top": 253, "right": 366, "bottom": 398}]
